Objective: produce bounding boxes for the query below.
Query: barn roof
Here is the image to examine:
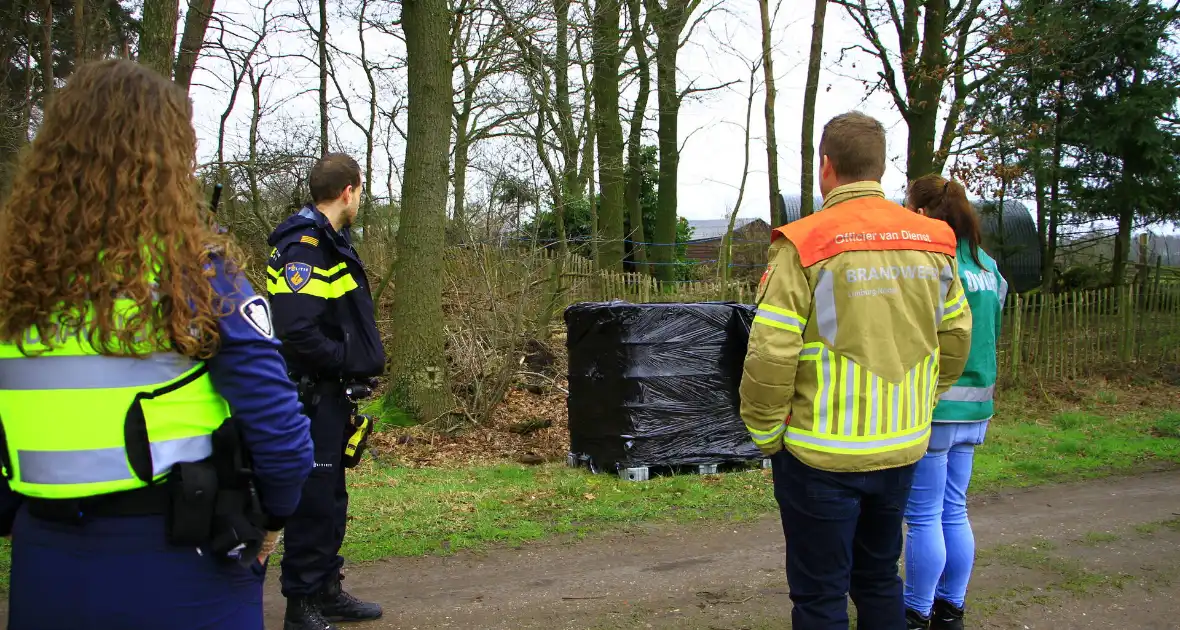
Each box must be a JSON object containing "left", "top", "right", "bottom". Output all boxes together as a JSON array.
[
  {"left": 685, "top": 218, "right": 768, "bottom": 242},
  {"left": 777, "top": 194, "right": 1043, "bottom": 294}
]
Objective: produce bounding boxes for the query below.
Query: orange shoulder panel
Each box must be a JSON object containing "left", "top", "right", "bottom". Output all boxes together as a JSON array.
[{"left": 772, "top": 196, "right": 956, "bottom": 267}]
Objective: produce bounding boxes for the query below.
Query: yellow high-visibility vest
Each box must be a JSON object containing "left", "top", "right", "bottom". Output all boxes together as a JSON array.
[{"left": 0, "top": 302, "right": 229, "bottom": 500}]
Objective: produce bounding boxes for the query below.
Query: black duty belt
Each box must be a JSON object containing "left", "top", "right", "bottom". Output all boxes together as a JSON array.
[{"left": 26, "top": 484, "right": 170, "bottom": 524}]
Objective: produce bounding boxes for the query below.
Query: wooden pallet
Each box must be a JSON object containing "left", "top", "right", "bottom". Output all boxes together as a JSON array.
[{"left": 566, "top": 452, "right": 771, "bottom": 481}]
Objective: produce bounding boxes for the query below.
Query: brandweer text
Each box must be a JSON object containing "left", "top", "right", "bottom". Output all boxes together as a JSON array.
[{"left": 845, "top": 265, "right": 939, "bottom": 283}]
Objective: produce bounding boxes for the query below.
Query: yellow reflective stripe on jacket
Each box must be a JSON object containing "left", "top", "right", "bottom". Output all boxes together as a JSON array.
[
  {"left": 266, "top": 263, "right": 358, "bottom": 298},
  {"left": 941, "top": 288, "right": 967, "bottom": 323},
  {"left": 747, "top": 421, "right": 786, "bottom": 447},
  {"left": 753, "top": 303, "right": 807, "bottom": 334},
  {"left": 788, "top": 342, "right": 939, "bottom": 455}
]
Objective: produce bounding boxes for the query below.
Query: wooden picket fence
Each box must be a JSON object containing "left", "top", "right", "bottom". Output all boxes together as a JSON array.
[
  {"left": 499, "top": 248, "right": 1180, "bottom": 375},
  {"left": 998, "top": 284, "right": 1180, "bottom": 379},
  {"left": 538, "top": 249, "right": 754, "bottom": 306}
]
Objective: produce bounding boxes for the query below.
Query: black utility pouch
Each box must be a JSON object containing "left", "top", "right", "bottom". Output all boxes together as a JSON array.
[{"left": 165, "top": 461, "right": 218, "bottom": 546}]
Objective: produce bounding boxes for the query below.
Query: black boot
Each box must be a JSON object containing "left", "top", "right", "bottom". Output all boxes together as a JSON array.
[
  {"left": 318, "top": 573, "right": 383, "bottom": 622},
  {"left": 906, "top": 608, "right": 931, "bottom": 630},
  {"left": 283, "top": 596, "right": 338, "bottom": 630},
  {"left": 930, "top": 598, "right": 965, "bottom": 630}
]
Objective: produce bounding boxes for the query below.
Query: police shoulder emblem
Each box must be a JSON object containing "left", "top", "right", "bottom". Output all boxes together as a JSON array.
[
  {"left": 239, "top": 295, "right": 274, "bottom": 338},
  {"left": 284, "top": 262, "right": 312, "bottom": 293}
]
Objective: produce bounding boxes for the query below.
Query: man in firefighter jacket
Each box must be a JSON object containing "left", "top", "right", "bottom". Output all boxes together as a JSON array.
[
  {"left": 740, "top": 111, "right": 973, "bottom": 630},
  {"left": 266, "top": 153, "right": 387, "bottom": 630}
]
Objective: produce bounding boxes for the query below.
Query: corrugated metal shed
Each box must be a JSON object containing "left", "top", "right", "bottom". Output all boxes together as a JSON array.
[{"left": 778, "top": 194, "right": 1042, "bottom": 293}]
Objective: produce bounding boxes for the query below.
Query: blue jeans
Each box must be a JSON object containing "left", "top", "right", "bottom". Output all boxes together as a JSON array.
[
  {"left": 772, "top": 448, "right": 917, "bottom": 630},
  {"left": 903, "top": 420, "right": 989, "bottom": 616}
]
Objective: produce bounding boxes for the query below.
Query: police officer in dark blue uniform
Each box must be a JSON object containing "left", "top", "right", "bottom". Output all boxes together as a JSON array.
[
  {"left": 266, "top": 153, "right": 387, "bottom": 630},
  {"left": 0, "top": 59, "right": 314, "bottom": 630}
]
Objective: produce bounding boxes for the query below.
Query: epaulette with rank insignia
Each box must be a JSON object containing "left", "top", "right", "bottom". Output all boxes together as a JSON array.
[{"left": 300, "top": 235, "right": 320, "bottom": 247}]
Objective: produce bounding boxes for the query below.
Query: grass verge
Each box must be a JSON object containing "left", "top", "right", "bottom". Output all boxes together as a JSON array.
[
  {"left": 340, "top": 381, "right": 1180, "bottom": 561},
  {"left": 0, "top": 380, "right": 1177, "bottom": 587}
]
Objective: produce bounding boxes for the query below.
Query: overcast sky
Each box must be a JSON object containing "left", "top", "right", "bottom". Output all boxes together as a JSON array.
[{"left": 188, "top": 2, "right": 956, "bottom": 224}]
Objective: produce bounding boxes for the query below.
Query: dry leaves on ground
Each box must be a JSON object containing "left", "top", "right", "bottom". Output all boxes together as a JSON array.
[{"left": 368, "top": 379, "right": 571, "bottom": 468}]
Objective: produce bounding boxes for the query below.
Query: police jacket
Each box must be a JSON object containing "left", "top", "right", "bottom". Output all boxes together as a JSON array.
[
  {"left": 266, "top": 205, "right": 386, "bottom": 380},
  {"left": 739, "top": 182, "right": 973, "bottom": 473}
]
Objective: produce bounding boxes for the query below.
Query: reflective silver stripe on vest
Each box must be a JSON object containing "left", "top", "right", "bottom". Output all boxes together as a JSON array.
[
  {"left": 940, "top": 384, "right": 995, "bottom": 403},
  {"left": 787, "top": 424, "right": 930, "bottom": 451},
  {"left": 16, "top": 435, "right": 213, "bottom": 485},
  {"left": 814, "top": 270, "right": 838, "bottom": 344},
  {"left": 0, "top": 354, "right": 199, "bottom": 390},
  {"left": 936, "top": 265, "right": 954, "bottom": 325}
]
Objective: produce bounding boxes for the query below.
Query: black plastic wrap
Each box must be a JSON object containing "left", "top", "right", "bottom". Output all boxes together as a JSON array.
[{"left": 565, "top": 300, "right": 763, "bottom": 470}]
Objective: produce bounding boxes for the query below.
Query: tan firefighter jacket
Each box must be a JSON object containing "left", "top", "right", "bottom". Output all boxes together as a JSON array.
[{"left": 739, "top": 185, "right": 973, "bottom": 473}]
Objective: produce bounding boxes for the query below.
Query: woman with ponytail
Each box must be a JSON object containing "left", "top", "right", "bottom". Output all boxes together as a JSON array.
[{"left": 902, "top": 175, "right": 1008, "bottom": 630}]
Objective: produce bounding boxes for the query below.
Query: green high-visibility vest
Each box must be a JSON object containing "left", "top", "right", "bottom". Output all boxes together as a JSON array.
[{"left": 0, "top": 300, "right": 230, "bottom": 500}]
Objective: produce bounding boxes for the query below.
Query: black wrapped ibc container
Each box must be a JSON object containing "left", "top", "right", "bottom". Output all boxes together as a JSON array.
[{"left": 564, "top": 300, "right": 763, "bottom": 471}]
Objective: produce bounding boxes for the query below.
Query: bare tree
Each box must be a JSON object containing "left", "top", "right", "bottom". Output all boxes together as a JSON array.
[
  {"left": 326, "top": 0, "right": 402, "bottom": 232},
  {"left": 644, "top": 0, "right": 722, "bottom": 281},
  {"left": 451, "top": 0, "right": 524, "bottom": 243},
  {"left": 757, "top": 0, "right": 779, "bottom": 225},
  {"left": 720, "top": 55, "right": 761, "bottom": 295},
  {"left": 834, "top": 0, "right": 997, "bottom": 180},
  {"left": 210, "top": 0, "right": 275, "bottom": 181},
  {"left": 799, "top": 0, "right": 827, "bottom": 218},
  {"left": 174, "top": 0, "right": 217, "bottom": 91},
  {"left": 623, "top": 0, "right": 651, "bottom": 273}
]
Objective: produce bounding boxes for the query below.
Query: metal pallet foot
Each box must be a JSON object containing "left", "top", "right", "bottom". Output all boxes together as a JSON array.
[{"left": 619, "top": 467, "right": 650, "bottom": 482}]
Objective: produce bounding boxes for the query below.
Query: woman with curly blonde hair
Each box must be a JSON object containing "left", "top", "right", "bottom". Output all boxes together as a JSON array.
[{"left": 0, "top": 59, "right": 313, "bottom": 629}]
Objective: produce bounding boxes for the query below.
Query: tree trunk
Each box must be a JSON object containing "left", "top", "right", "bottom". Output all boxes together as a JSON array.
[
  {"left": 624, "top": 0, "right": 649, "bottom": 273},
  {"left": 40, "top": 0, "right": 54, "bottom": 100},
  {"left": 647, "top": 1, "right": 684, "bottom": 282},
  {"left": 1044, "top": 80, "right": 1064, "bottom": 293},
  {"left": 74, "top": 0, "right": 86, "bottom": 61},
  {"left": 139, "top": 0, "right": 180, "bottom": 78},
  {"left": 0, "top": 2, "right": 28, "bottom": 199},
  {"left": 905, "top": 0, "right": 948, "bottom": 180},
  {"left": 721, "top": 64, "right": 758, "bottom": 294},
  {"left": 587, "top": 122, "right": 599, "bottom": 264},
  {"left": 1032, "top": 149, "right": 1048, "bottom": 284},
  {"left": 317, "top": 0, "right": 329, "bottom": 155},
  {"left": 554, "top": 0, "right": 580, "bottom": 200},
  {"left": 247, "top": 69, "right": 265, "bottom": 228},
  {"left": 799, "top": 0, "right": 826, "bottom": 219},
  {"left": 386, "top": 0, "right": 455, "bottom": 423},
  {"left": 174, "top": 0, "right": 216, "bottom": 92},
  {"left": 1111, "top": 190, "right": 1134, "bottom": 288},
  {"left": 576, "top": 35, "right": 596, "bottom": 196},
  {"left": 591, "top": 0, "right": 625, "bottom": 272},
  {"left": 452, "top": 105, "right": 471, "bottom": 242},
  {"left": 758, "top": 0, "right": 780, "bottom": 225}
]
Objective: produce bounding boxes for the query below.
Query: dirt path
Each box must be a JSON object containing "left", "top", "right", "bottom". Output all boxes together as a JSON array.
[{"left": 261, "top": 470, "right": 1180, "bottom": 629}]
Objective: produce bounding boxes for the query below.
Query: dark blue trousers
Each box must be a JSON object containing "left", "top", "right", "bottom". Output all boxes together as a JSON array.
[
  {"left": 280, "top": 384, "right": 350, "bottom": 597},
  {"left": 7, "top": 508, "right": 266, "bottom": 630},
  {"left": 771, "top": 448, "right": 917, "bottom": 630}
]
